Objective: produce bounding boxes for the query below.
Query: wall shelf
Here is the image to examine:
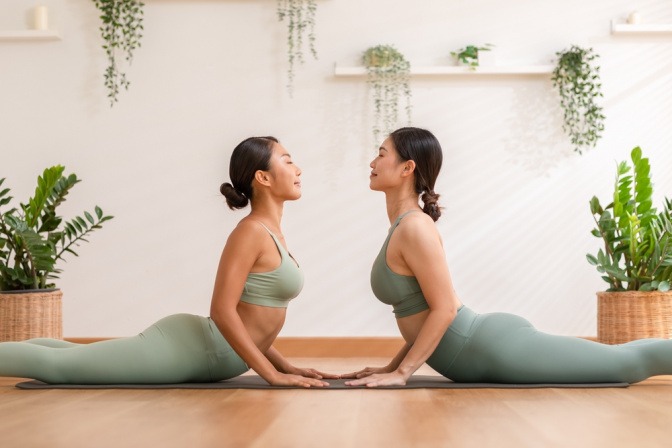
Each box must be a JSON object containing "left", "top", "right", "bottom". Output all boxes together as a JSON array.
[
  {"left": 611, "top": 21, "right": 672, "bottom": 35},
  {"left": 0, "top": 30, "right": 61, "bottom": 41},
  {"left": 334, "top": 64, "right": 554, "bottom": 77}
]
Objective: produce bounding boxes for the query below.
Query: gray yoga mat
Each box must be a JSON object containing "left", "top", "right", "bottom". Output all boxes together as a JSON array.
[{"left": 15, "top": 375, "right": 629, "bottom": 390}]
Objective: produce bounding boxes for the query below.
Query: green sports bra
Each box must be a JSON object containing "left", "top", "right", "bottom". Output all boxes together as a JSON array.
[
  {"left": 371, "top": 211, "right": 430, "bottom": 318},
  {"left": 239, "top": 223, "right": 304, "bottom": 308}
]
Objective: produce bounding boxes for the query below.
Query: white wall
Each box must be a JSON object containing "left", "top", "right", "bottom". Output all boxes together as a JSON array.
[{"left": 1, "top": 0, "right": 671, "bottom": 337}]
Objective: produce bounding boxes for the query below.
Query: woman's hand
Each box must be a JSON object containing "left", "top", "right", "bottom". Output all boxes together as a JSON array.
[
  {"left": 268, "top": 372, "right": 330, "bottom": 388},
  {"left": 286, "top": 366, "right": 341, "bottom": 380},
  {"left": 344, "top": 371, "right": 408, "bottom": 387},
  {"left": 339, "top": 365, "right": 393, "bottom": 380}
]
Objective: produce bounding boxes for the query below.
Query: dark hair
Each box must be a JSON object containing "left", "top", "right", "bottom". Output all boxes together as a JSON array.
[
  {"left": 389, "top": 127, "right": 443, "bottom": 222},
  {"left": 220, "top": 136, "right": 278, "bottom": 210}
]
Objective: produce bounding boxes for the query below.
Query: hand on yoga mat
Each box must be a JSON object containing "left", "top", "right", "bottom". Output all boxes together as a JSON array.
[
  {"left": 269, "top": 372, "right": 331, "bottom": 388},
  {"left": 344, "top": 371, "right": 408, "bottom": 388},
  {"left": 340, "top": 365, "right": 393, "bottom": 380},
  {"left": 287, "top": 366, "right": 340, "bottom": 380}
]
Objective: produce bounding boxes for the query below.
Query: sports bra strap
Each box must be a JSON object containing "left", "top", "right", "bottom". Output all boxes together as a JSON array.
[{"left": 391, "top": 209, "right": 422, "bottom": 230}]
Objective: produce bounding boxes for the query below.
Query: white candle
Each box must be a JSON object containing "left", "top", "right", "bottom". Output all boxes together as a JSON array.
[
  {"left": 34, "top": 6, "right": 49, "bottom": 30},
  {"left": 627, "top": 11, "right": 641, "bottom": 25}
]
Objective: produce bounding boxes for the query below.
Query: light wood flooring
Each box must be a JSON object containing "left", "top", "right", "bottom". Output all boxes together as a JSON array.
[{"left": 2, "top": 358, "right": 672, "bottom": 448}]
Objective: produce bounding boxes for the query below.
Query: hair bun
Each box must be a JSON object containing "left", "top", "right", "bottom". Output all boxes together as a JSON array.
[
  {"left": 421, "top": 190, "right": 442, "bottom": 222},
  {"left": 220, "top": 182, "right": 249, "bottom": 210}
]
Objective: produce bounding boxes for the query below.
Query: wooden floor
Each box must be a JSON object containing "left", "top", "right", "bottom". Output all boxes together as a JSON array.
[{"left": 2, "top": 358, "right": 672, "bottom": 448}]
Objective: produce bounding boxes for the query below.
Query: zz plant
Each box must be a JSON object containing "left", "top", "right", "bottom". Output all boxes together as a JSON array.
[
  {"left": 0, "top": 166, "right": 113, "bottom": 291},
  {"left": 277, "top": 0, "right": 318, "bottom": 95},
  {"left": 363, "top": 45, "right": 412, "bottom": 144},
  {"left": 551, "top": 45, "right": 606, "bottom": 154},
  {"left": 93, "top": 0, "right": 145, "bottom": 107},
  {"left": 587, "top": 147, "right": 672, "bottom": 292}
]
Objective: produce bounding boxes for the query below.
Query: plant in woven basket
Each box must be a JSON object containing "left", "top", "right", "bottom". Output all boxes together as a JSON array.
[
  {"left": 277, "top": 0, "right": 318, "bottom": 96},
  {"left": 363, "top": 45, "right": 412, "bottom": 144},
  {"left": 93, "top": 0, "right": 145, "bottom": 107},
  {"left": 450, "top": 44, "right": 493, "bottom": 70},
  {"left": 587, "top": 147, "right": 672, "bottom": 292},
  {"left": 0, "top": 166, "right": 113, "bottom": 291},
  {"left": 551, "top": 45, "right": 605, "bottom": 154}
]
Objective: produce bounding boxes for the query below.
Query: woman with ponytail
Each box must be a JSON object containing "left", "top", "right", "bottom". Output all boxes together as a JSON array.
[
  {"left": 0, "top": 136, "right": 336, "bottom": 387},
  {"left": 342, "top": 127, "right": 672, "bottom": 387}
]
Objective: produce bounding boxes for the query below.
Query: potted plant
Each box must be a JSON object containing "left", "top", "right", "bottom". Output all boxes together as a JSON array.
[
  {"left": 450, "top": 44, "right": 494, "bottom": 70},
  {"left": 551, "top": 45, "right": 606, "bottom": 155},
  {"left": 277, "top": 0, "right": 318, "bottom": 96},
  {"left": 587, "top": 147, "right": 672, "bottom": 344},
  {"left": 362, "top": 44, "right": 412, "bottom": 145},
  {"left": 93, "top": 0, "right": 145, "bottom": 107},
  {"left": 0, "top": 166, "right": 113, "bottom": 341}
]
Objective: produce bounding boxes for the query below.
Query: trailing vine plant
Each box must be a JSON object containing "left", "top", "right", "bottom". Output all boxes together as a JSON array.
[
  {"left": 551, "top": 45, "right": 605, "bottom": 154},
  {"left": 93, "top": 0, "right": 145, "bottom": 107},
  {"left": 277, "top": 0, "right": 318, "bottom": 96},
  {"left": 363, "top": 45, "right": 412, "bottom": 144}
]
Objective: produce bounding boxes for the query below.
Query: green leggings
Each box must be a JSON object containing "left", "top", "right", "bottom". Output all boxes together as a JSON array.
[
  {"left": 427, "top": 306, "right": 672, "bottom": 384},
  {"left": 0, "top": 314, "right": 249, "bottom": 384}
]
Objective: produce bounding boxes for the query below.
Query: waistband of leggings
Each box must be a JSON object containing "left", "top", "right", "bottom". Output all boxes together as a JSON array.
[{"left": 448, "top": 305, "right": 478, "bottom": 337}]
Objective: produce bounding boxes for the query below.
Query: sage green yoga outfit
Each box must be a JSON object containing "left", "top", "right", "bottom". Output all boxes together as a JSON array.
[
  {"left": 0, "top": 224, "right": 303, "bottom": 384},
  {"left": 371, "top": 211, "right": 672, "bottom": 384}
]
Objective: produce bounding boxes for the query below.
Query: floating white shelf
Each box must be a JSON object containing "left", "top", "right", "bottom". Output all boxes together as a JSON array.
[
  {"left": 611, "top": 21, "right": 672, "bottom": 34},
  {"left": 334, "top": 65, "right": 554, "bottom": 77},
  {"left": 0, "top": 30, "right": 61, "bottom": 41}
]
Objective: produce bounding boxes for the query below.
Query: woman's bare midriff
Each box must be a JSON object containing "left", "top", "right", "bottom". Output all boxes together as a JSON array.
[{"left": 237, "top": 302, "right": 286, "bottom": 353}]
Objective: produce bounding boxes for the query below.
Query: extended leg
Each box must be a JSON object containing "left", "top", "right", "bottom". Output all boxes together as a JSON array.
[
  {"left": 0, "top": 314, "right": 212, "bottom": 384},
  {"left": 448, "top": 312, "right": 672, "bottom": 384}
]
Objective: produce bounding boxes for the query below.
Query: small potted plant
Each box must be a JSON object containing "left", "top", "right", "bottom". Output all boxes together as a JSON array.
[
  {"left": 450, "top": 44, "right": 494, "bottom": 70},
  {"left": 362, "top": 44, "right": 412, "bottom": 144},
  {"left": 0, "top": 166, "right": 113, "bottom": 341},
  {"left": 587, "top": 147, "right": 672, "bottom": 344},
  {"left": 551, "top": 45, "right": 606, "bottom": 154}
]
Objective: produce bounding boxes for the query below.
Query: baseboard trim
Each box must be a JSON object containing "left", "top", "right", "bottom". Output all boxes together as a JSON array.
[{"left": 65, "top": 337, "right": 406, "bottom": 357}]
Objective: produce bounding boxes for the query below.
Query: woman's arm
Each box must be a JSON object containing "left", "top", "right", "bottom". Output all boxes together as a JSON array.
[
  {"left": 265, "top": 346, "right": 340, "bottom": 379},
  {"left": 210, "top": 223, "right": 328, "bottom": 387},
  {"left": 346, "top": 216, "right": 458, "bottom": 387},
  {"left": 340, "top": 342, "right": 412, "bottom": 379}
]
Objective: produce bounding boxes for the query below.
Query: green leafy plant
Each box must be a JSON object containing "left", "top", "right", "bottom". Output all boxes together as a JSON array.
[
  {"left": 277, "top": 0, "right": 318, "bottom": 96},
  {"left": 93, "top": 0, "right": 145, "bottom": 107},
  {"left": 551, "top": 45, "right": 605, "bottom": 154},
  {"left": 0, "top": 166, "right": 113, "bottom": 291},
  {"left": 587, "top": 147, "right": 672, "bottom": 292},
  {"left": 363, "top": 45, "right": 412, "bottom": 144},
  {"left": 450, "top": 44, "right": 493, "bottom": 70}
]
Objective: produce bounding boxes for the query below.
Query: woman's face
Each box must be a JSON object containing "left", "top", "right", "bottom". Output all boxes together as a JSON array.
[
  {"left": 267, "top": 142, "right": 302, "bottom": 200},
  {"left": 369, "top": 137, "right": 406, "bottom": 191}
]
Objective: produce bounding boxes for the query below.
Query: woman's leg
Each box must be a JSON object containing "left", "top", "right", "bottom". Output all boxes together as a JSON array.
[
  {"left": 444, "top": 312, "right": 672, "bottom": 384},
  {"left": 0, "top": 314, "right": 213, "bottom": 384},
  {"left": 23, "top": 339, "right": 82, "bottom": 348}
]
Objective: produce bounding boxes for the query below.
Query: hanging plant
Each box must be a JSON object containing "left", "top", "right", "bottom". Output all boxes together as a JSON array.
[
  {"left": 93, "top": 0, "right": 145, "bottom": 107},
  {"left": 551, "top": 45, "right": 605, "bottom": 154},
  {"left": 277, "top": 0, "right": 318, "bottom": 96},
  {"left": 363, "top": 45, "right": 412, "bottom": 144}
]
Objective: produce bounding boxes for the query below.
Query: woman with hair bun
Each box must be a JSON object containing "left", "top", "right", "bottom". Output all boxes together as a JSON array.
[
  {"left": 0, "top": 136, "right": 336, "bottom": 387},
  {"left": 343, "top": 126, "right": 672, "bottom": 387}
]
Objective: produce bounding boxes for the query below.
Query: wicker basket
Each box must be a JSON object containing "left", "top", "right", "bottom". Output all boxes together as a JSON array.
[
  {"left": 0, "top": 289, "right": 63, "bottom": 342},
  {"left": 597, "top": 291, "right": 672, "bottom": 344}
]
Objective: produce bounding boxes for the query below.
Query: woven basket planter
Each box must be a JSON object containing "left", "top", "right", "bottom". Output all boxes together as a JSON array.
[
  {"left": 0, "top": 289, "right": 63, "bottom": 342},
  {"left": 597, "top": 291, "right": 672, "bottom": 344}
]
